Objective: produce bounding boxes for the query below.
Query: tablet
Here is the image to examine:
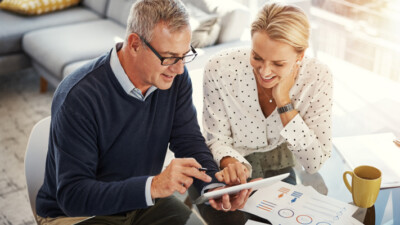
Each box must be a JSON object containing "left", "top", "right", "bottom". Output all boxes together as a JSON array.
[{"left": 193, "top": 173, "right": 289, "bottom": 205}]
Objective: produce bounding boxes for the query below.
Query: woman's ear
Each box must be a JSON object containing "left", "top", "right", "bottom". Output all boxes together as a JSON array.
[{"left": 297, "top": 51, "right": 305, "bottom": 62}]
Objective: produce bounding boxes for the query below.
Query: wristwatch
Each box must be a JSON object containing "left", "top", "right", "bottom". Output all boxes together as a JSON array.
[{"left": 277, "top": 103, "right": 294, "bottom": 114}]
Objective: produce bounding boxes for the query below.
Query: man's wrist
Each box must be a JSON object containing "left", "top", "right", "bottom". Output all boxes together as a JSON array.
[
  {"left": 150, "top": 175, "right": 159, "bottom": 199},
  {"left": 146, "top": 176, "right": 155, "bottom": 206}
]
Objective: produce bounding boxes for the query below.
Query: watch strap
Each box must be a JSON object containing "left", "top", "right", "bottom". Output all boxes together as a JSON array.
[{"left": 277, "top": 103, "right": 294, "bottom": 114}]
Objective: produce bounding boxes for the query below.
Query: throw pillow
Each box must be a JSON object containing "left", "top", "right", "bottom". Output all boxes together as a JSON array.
[
  {"left": 183, "top": 0, "right": 251, "bottom": 44},
  {"left": 0, "top": 0, "right": 80, "bottom": 16},
  {"left": 186, "top": 3, "right": 220, "bottom": 48}
]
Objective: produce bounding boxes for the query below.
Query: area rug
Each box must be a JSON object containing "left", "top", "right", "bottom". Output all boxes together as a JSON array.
[{"left": 0, "top": 68, "right": 54, "bottom": 225}]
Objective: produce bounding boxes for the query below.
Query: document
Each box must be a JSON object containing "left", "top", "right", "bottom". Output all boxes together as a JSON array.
[
  {"left": 333, "top": 132, "right": 400, "bottom": 188},
  {"left": 241, "top": 181, "right": 362, "bottom": 225}
]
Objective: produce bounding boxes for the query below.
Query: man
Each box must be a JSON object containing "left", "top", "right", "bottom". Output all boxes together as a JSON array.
[{"left": 35, "top": 0, "right": 250, "bottom": 224}]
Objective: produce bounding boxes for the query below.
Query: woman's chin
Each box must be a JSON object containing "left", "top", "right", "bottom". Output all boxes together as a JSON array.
[{"left": 258, "top": 80, "right": 277, "bottom": 89}]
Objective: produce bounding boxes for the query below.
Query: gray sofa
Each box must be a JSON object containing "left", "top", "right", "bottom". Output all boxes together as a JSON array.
[
  {"left": 0, "top": 0, "right": 108, "bottom": 76},
  {"left": 0, "top": 0, "right": 251, "bottom": 91}
]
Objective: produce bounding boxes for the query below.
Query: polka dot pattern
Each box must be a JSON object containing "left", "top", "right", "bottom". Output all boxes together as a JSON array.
[{"left": 202, "top": 47, "right": 333, "bottom": 174}]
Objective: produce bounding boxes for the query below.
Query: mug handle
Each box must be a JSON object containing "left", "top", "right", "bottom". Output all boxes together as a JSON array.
[{"left": 343, "top": 171, "right": 353, "bottom": 193}]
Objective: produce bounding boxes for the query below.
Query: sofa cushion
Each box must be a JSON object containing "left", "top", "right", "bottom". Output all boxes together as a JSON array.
[
  {"left": 106, "top": 0, "right": 134, "bottom": 26},
  {"left": 0, "top": 7, "right": 101, "bottom": 55},
  {"left": 186, "top": 3, "right": 220, "bottom": 48},
  {"left": 215, "top": 1, "right": 250, "bottom": 44},
  {"left": 182, "top": 0, "right": 250, "bottom": 44},
  {"left": 23, "top": 19, "right": 125, "bottom": 79},
  {"left": 82, "top": 0, "right": 108, "bottom": 17},
  {"left": 0, "top": 0, "right": 80, "bottom": 15}
]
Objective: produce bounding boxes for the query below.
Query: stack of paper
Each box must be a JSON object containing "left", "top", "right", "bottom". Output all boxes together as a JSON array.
[
  {"left": 241, "top": 181, "right": 362, "bottom": 225},
  {"left": 333, "top": 132, "right": 400, "bottom": 188}
]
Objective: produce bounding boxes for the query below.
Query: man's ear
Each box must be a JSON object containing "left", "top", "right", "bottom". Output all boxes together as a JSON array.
[{"left": 127, "top": 33, "right": 142, "bottom": 53}]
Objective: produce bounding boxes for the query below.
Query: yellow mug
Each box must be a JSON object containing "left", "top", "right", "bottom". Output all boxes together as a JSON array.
[{"left": 343, "top": 165, "right": 381, "bottom": 208}]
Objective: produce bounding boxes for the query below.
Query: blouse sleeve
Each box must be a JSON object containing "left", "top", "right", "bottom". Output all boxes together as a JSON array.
[
  {"left": 280, "top": 62, "right": 333, "bottom": 174},
  {"left": 202, "top": 59, "right": 252, "bottom": 171}
]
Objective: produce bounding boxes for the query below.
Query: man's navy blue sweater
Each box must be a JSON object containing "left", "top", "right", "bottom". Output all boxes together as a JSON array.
[{"left": 36, "top": 51, "right": 219, "bottom": 217}]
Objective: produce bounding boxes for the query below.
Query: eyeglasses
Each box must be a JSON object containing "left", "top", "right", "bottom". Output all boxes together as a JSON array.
[{"left": 139, "top": 35, "right": 197, "bottom": 66}]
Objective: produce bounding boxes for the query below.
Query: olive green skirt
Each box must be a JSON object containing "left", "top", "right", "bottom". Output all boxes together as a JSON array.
[{"left": 244, "top": 143, "right": 295, "bottom": 179}]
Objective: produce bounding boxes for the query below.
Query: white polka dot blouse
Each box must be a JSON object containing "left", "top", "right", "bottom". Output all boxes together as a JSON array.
[{"left": 202, "top": 47, "right": 333, "bottom": 174}]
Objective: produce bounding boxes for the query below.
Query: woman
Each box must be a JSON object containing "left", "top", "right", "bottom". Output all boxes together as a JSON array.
[
  {"left": 196, "top": 2, "right": 332, "bottom": 224},
  {"left": 198, "top": 3, "right": 333, "bottom": 223}
]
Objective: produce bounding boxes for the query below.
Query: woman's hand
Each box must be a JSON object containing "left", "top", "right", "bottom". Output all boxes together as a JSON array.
[
  {"left": 272, "top": 62, "right": 299, "bottom": 106},
  {"left": 216, "top": 157, "right": 249, "bottom": 185}
]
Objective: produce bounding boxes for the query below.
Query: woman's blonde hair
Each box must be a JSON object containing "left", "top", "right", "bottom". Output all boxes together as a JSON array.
[{"left": 251, "top": 2, "right": 310, "bottom": 53}]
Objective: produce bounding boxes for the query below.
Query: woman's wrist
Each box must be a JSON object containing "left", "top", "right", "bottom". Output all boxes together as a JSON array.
[
  {"left": 275, "top": 95, "right": 291, "bottom": 107},
  {"left": 220, "top": 156, "right": 239, "bottom": 169}
]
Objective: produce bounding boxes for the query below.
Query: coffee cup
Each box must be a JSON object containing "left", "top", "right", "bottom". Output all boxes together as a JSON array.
[{"left": 343, "top": 165, "right": 381, "bottom": 208}]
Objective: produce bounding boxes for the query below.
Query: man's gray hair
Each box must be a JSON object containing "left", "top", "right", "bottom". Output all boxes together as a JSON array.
[{"left": 125, "top": 0, "right": 190, "bottom": 43}]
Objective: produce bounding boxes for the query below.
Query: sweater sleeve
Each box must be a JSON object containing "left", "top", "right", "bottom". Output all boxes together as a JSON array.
[
  {"left": 51, "top": 101, "right": 149, "bottom": 217},
  {"left": 168, "top": 68, "right": 220, "bottom": 192}
]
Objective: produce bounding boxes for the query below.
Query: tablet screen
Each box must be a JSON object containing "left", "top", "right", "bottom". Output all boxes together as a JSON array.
[{"left": 194, "top": 173, "right": 289, "bottom": 205}]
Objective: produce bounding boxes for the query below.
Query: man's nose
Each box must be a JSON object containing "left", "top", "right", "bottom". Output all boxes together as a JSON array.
[{"left": 169, "top": 59, "right": 185, "bottom": 75}]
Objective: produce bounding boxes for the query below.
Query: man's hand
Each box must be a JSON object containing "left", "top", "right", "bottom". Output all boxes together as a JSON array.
[{"left": 151, "top": 158, "right": 212, "bottom": 199}]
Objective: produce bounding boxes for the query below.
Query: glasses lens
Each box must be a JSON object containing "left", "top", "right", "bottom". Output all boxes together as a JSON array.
[
  {"left": 183, "top": 54, "right": 196, "bottom": 63},
  {"left": 161, "top": 53, "right": 197, "bottom": 66},
  {"left": 162, "top": 58, "right": 178, "bottom": 66}
]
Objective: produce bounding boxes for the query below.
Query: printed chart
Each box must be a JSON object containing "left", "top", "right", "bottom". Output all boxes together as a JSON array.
[{"left": 241, "top": 181, "right": 362, "bottom": 225}]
